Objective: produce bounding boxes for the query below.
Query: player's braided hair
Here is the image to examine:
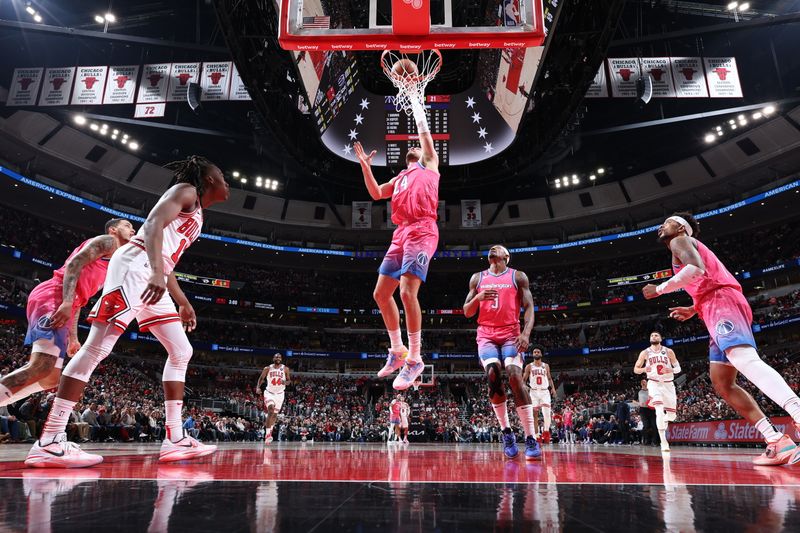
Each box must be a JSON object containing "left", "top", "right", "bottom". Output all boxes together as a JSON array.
[{"left": 164, "top": 155, "right": 215, "bottom": 197}]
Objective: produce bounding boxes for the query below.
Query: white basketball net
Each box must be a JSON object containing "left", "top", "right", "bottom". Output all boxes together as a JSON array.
[{"left": 381, "top": 49, "right": 442, "bottom": 116}]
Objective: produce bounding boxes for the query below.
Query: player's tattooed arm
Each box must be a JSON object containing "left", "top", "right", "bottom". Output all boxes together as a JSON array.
[{"left": 51, "top": 235, "right": 117, "bottom": 329}]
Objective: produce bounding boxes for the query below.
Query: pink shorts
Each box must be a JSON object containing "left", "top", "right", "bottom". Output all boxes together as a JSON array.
[
  {"left": 379, "top": 218, "right": 439, "bottom": 282},
  {"left": 476, "top": 324, "right": 523, "bottom": 369},
  {"left": 24, "top": 280, "right": 71, "bottom": 359},
  {"left": 696, "top": 287, "right": 756, "bottom": 365}
]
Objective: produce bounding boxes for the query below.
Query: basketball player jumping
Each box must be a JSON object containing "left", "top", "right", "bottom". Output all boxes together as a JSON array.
[
  {"left": 25, "top": 156, "right": 229, "bottom": 468},
  {"left": 464, "top": 245, "right": 541, "bottom": 460},
  {"left": 0, "top": 219, "right": 134, "bottom": 407},
  {"left": 523, "top": 347, "right": 557, "bottom": 444},
  {"left": 633, "top": 332, "right": 680, "bottom": 452},
  {"left": 354, "top": 92, "right": 440, "bottom": 390},
  {"left": 643, "top": 212, "right": 800, "bottom": 465},
  {"left": 256, "top": 353, "right": 289, "bottom": 443}
]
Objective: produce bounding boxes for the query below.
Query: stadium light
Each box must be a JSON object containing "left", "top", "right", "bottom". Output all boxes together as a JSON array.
[
  {"left": 33, "top": 14, "right": 42, "bottom": 22},
  {"left": 232, "top": 171, "right": 240, "bottom": 178},
  {"left": 271, "top": 182, "right": 278, "bottom": 190},
  {"left": 739, "top": 2, "right": 749, "bottom": 10},
  {"left": 73, "top": 115, "right": 87, "bottom": 126},
  {"left": 731, "top": 124, "right": 738, "bottom": 130},
  {"left": 763, "top": 105, "right": 776, "bottom": 115},
  {"left": 121, "top": 138, "right": 128, "bottom": 144},
  {"left": 240, "top": 178, "right": 247, "bottom": 184},
  {"left": 597, "top": 167, "right": 605, "bottom": 174},
  {"left": 704, "top": 134, "right": 716, "bottom": 143},
  {"left": 94, "top": 15, "right": 104, "bottom": 23},
  {"left": 104, "top": 13, "right": 116, "bottom": 22},
  {"left": 89, "top": 123, "right": 99, "bottom": 131},
  {"left": 752, "top": 112, "right": 762, "bottom": 119},
  {"left": 726, "top": 1, "right": 738, "bottom": 8},
  {"left": 128, "top": 142, "right": 139, "bottom": 150},
  {"left": 26, "top": 6, "right": 36, "bottom": 15},
  {"left": 717, "top": 131, "right": 723, "bottom": 136},
  {"left": 572, "top": 176, "right": 579, "bottom": 185},
  {"left": 555, "top": 181, "right": 561, "bottom": 188},
  {"left": 589, "top": 174, "right": 596, "bottom": 181}
]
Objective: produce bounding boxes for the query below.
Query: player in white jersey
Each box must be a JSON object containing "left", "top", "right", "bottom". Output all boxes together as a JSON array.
[
  {"left": 634, "top": 331, "right": 681, "bottom": 452},
  {"left": 256, "top": 353, "right": 290, "bottom": 443},
  {"left": 398, "top": 398, "right": 410, "bottom": 444},
  {"left": 26, "top": 156, "right": 230, "bottom": 468},
  {"left": 523, "top": 347, "right": 556, "bottom": 443}
]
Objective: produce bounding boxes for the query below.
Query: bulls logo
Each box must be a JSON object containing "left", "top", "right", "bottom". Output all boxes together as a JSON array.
[
  {"left": 114, "top": 75, "right": 130, "bottom": 88},
  {"left": 403, "top": 0, "right": 423, "bottom": 8},
  {"left": 83, "top": 77, "right": 99, "bottom": 89},
  {"left": 18, "top": 78, "right": 34, "bottom": 90},
  {"left": 416, "top": 252, "right": 428, "bottom": 266},
  {"left": 649, "top": 68, "right": 664, "bottom": 81},
  {"left": 617, "top": 68, "right": 633, "bottom": 81},
  {"left": 715, "top": 319, "right": 735, "bottom": 337},
  {"left": 177, "top": 73, "right": 192, "bottom": 85},
  {"left": 209, "top": 72, "right": 224, "bottom": 85},
  {"left": 51, "top": 77, "right": 66, "bottom": 90},
  {"left": 713, "top": 67, "right": 730, "bottom": 81},
  {"left": 37, "top": 315, "right": 53, "bottom": 331},
  {"left": 681, "top": 68, "right": 696, "bottom": 80},
  {"left": 147, "top": 73, "right": 163, "bottom": 87}
]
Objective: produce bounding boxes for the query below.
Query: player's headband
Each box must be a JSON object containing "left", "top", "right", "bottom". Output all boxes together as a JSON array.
[
  {"left": 488, "top": 245, "right": 511, "bottom": 264},
  {"left": 666, "top": 216, "right": 693, "bottom": 237}
]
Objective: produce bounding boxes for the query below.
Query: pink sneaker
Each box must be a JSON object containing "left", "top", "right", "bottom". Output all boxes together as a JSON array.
[
  {"left": 24, "top": 432, "right": 103, "bottom": 469},
  {"left": 393, "top": 360, "right": 425, "bottom": 390},
  {"left": 159, "top": 432, "right": 217, "bottom": 463},
  {"left": 377, "top": 347, "right": 409, "bottom": 378},
  {"left": 752, "top": 434, "right": 797, "bottom": 466}
]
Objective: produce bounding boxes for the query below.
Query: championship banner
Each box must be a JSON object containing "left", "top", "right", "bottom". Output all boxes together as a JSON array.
[
  {"left": 704, "top": 57, "right": 743, "bottom": 98},
  {"left": 229, "top": 65, "right": 252, "bottom": 101},
  {"left": 137, "top": 63, "right": 170, "bottom": 103},
  {"left": 103, "top": 65, "right": 139, "bottom": 105},
  {"left": 38, "top": 67, "right": 75, "bottom": 106},
  {"left": 584, "top": 64, "right": 608, "bottom": 98},
  {"left": 460, "top": 200, "right": 482, "bottom": 228},
  {"left": 6, "top": 67, "right": 43, "bottom": 107},
  {"left": 608, "top": 58, "right": 640, "bottom": 98},
  {"left": 167, "top": 62, "right": 200, "bottom": 102},
  {"left": 71, "top": 66, "right": 108, "bottom": 105},
  {"left": 641, "top": 57, "right": 676, "bottom": 98},
  {"left": 352, "top": 201, "right": 372, "bottom": 229},
  {"left": 200, "top": 61, "right": 233, "bottom": 101},
  {"left": 667, "top": 416, "right": 799, "bottom": 444},
  {"left": 670, "top": 57, "right": 709, "bottom": 98}
]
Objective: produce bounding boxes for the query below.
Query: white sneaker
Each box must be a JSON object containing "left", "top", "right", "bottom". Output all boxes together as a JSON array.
[
  {"left": 159, "top": 432, "right": 217, "bottom": 463},
  {"left": 24, "top": 433, "right": 103, "bottom": 469}
]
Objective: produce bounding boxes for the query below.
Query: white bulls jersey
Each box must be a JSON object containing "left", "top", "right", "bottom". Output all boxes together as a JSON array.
[
  {"left": 528, "top": 363, "right": 549, "bottom": 390},
  {"left": 646, "top": 346, "right": 674, "bottom": 383},
  {"left": 130, "top": 204, "right": 203, "bottom": 275},
  {"left": 266, "top": 364, "right": 287, "bottom": 394}
]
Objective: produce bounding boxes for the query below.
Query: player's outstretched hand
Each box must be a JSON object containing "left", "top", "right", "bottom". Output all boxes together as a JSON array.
[
  {"left": 642, "top": 284, "right": 659, "bottom": 299},
  {"left": 142, "top": 273, "right": 167, "bottom": 305},
  {"left": 179, "top": 304, "right": 197, "bottom": 332},
  {"left": 353, "top": 142, "right": 376, "bottom": 165},
  {"left": 669, "top": 306, "right": 696, "bottom": 322}
]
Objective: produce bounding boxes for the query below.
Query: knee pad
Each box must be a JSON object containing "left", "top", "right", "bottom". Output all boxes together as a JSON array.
[{"left": 62, "top": 328, "right": 119, "bottom": 382}]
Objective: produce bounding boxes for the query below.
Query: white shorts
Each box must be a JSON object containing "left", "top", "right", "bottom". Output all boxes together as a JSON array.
[
  {"left": 87, "top": 244, "right": 180, "bottom": 333},
  {"left": 648, "top": 380, "right": 677, "bottom": 421},
  {"left": 264, "top": 391, "right": 285, "bottom": 412},
  {"left": 399, "top": 416, "right": 409, "bottom": 429},
  {"left": 530, "top": 389, "right": 551, "bottom": 409}
]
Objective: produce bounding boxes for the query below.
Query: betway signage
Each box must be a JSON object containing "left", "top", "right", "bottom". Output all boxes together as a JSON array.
[{"left": 667, "top": 416, "right": 800, "bottom": 443}]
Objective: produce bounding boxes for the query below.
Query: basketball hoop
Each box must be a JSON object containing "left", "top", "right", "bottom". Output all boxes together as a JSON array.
[{"left": 381, "top": 49, "right": 442, "bottom": 116}]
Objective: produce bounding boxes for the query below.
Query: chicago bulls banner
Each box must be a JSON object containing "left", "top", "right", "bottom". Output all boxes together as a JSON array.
[
  {"left": 670, "top": 57, "right": 709, "bottom": 98},
  {"left": 137, "top": 63, "right": 171, "bottom": 103},
  {"left": 704, "top": 57, "right": 743, "bottom": 98},
  {"left": 351, "top": 201, "right": 372, "bottom": 229},
  {"left": 103, "top": 65, "right": 139, "bottom": 105},
  {"left": 641, "top": 57, "right": 676, "bottom": 97},
  {"left": 584, "top": 64, "right": 608, "bottom": 98},
  {"left": 229, "top": 65, "right": 252, "bottom": 101},
  {"left": 71, "top": 66, "right": 108, "bottom": 105},
  {"left": 6, "top": 67, "right": 44, "bottom": 106},
  {"left": 167, "top": 63, "right": 200, "bottom": 102},
  {"left": 460, "top": 200, "right": 482, "bottom": 228},
  {"left": 608, "top": 58, "right": 640, "bottom": 98},
  {"left": 38, "top": 67, "right": 75, "bottom": 106},
  {"left": 200, "top": 61, "right": 233, "bottom": 101}
]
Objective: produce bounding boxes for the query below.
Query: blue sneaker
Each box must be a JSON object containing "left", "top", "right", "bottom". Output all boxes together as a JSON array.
[
  {"left": 502, "top": 430, "right": 519, "bottom": 459},
  {"left": 525, "top": 436, "right": 542, "bottom": 460},
  {"left": 393, "top": 360, "right": 425, "bottom": 390},
  {"left": 377, "top": 347, "right": 408, "bottom": 378}
]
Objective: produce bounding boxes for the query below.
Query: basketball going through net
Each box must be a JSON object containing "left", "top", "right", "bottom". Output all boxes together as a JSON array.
[{"left": 381, "top": 49, "right": 442, "bottom": 116}]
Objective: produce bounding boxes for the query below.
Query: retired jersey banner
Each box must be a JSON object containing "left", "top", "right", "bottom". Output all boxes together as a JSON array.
[
  {"left": 351, "top": 201, "right": 372, "bottom": 229},
  {"left": 137, "top": 63, "right": 170, "bottom": 103},
  {"left": 71, "top": 66, "right": 108, "bottom": 105},
  {"left": 584, "top": 64, "right": 608, "bottom": 98},
  {"left": 167, "top": 62, "right": 200, "bottom": 102},
  {"left": 641, "top": 57, "right": 676, "bottom": 97},
  {"left": 461, "top": 200, "right": 482, "bottom": 228},
  {"left": 670, "top": 57, "right": 708, "bottom": 98},
  {"left": 38, "top": 67, "right": 75, "bottom": 106},
  {"left": 667, "top": 416, "right": 799, "bottom": 443},
  {"left": 6, "top": 68, "right": 44, "bottom": 106},
  {"left": 200, "top": 61, "right": 232, "bottom": 101},
  {"left": 704, "top": 57, "right": 743, "bottom": 98},
  {"left": 608, "top": 58, "right": 640, "bottom": 98},
  {"left": 103, "top": 65, "right": 138, "bottom": 104},
  {"left": 229, "top": 65, "right": 252, "bottom": 101}
]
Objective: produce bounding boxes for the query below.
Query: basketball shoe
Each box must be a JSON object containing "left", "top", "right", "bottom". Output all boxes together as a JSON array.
[
  {"left": 159, "top": 431, "right": 218, "bottom": 463},
  {"left": 525, "top": 436, "right": 541, "bottom": 460},
  {"left": 393, "top": 360, "right": 425, "bottom": 390},
  {"left": 377, "top": 347, "right": 409, "bottom": 378},
  {"left": 25, "top": 432, "right": 103, "bottom": 468},
  {"left": 752, "top": 435, "right": 797, "bottom": 466},
  {"left": 502, "top": 429, "right": 519, "bottom": 459}
]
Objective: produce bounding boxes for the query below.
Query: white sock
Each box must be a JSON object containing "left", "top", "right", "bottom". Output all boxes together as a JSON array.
[
  {"left": 783, "top": 397, "right": 800, "bottom": 425},
  {"left": 41, "top": 398, "right": 76, "bottom": 443},
  {"left": 407, "top": 330, "right": 422, "bottom": 363},
  {"left": 755, "top": 417, "right": 783, "bottom": 443},
  {"left": 388, "top": 329, "right": 404, "bottom": 352},
  {"left": 542, "top": 407, "right": 552, "bottom": 433},
  {"left": 0, "top": 381, "right": 45, "bottom": 407},
  {"left": 727, "top": 347, "right": 800, "bottom": 423},
  {"left": 164, "top": 400, "right": 184, "bottom": 442},
  {"left": 658, "top": 429, "right": 668, "bottom": 445},
  {"left": 492, "top": 401, "right": 510, "bottom": 430},
  {"left": 516, "top": 405, "right": 536, "bottom": 438}
]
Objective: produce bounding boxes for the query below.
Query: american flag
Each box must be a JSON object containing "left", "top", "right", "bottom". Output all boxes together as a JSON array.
[{"left": 303, "top": 16, "right": 330, "bottom": 29}]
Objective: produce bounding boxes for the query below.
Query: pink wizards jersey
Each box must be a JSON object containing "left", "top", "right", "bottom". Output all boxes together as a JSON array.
[
  {"left": 390, "top": 400, "right": 401, "bottom": 418},
  {"left": 390, "top": 162, "right": 439, "bottom": 225},
  {"left": 33, "top": 239, "right": 110, "bottom": 310},
  {"left": 477, "top": 268, "right": 520, "bottom": 327},
  {"left": 130, "top": 204, "right": 203, "bottom": 275},
  {"left": 673, "top": 239, "right": 741, "bottom": 305}
]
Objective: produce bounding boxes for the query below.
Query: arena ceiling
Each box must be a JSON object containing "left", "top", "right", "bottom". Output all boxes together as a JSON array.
[{"left": 1, "top": 0, "right": 799, "bottom": 205}]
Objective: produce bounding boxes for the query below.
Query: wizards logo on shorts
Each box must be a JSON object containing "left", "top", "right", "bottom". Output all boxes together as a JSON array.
[
  {"left": 416, "top": 252, "right": 428, "bottom": 266},
  {"left": 37, "top": 316, "right": 53, "bottom": 331},
  {"left": 715, "top": 319, "right": 735, "bottom": 337}
]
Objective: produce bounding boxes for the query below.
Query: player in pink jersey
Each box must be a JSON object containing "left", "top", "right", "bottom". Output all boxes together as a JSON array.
[
  {"left": 26, "top": 156, "right": 229, "bottom": 468},
  {"left": 643, "top": 212, "right": 800, "bottom": 465},
  {"left": 354, "top": 94, "right": 439, "bottom": 391},
  {"left": 464, "top": 245, "right": 540, "bottom": 460},
  {"left": 0, "top": 218, "right": 134, "bottom": 407},
  {"left": 388, "top": 395, "right": 403, "bottom": 442}
]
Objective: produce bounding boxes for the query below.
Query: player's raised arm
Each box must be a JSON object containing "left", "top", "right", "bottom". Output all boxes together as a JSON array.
[
  {"left": 515, "top": 271, "right": 534, "bottom": 351},
  {"left": 643, "top": 236, "right": 706, "bottom": 299},
  {"left": 410, "top": 99, "right": 438, "bottom": 173},
  {"left": 354, "top": 142, "right": 395, "bottom": 200}
]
